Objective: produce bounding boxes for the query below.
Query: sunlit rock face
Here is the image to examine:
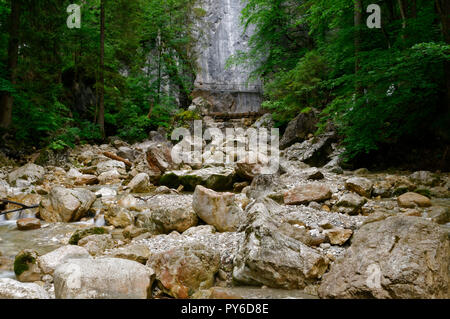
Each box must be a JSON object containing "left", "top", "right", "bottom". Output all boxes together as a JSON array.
[{"left": 193, "top": 0, "right": 262, "bottom": 113}]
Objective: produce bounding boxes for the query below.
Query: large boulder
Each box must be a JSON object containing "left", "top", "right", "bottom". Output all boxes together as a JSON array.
[
  {"left": 283, "top": 133, "right": 336, "bottom": 167},
  {"left": 146, "top": 241, "right": 220, "bottom": 299},
  {"left": 160, "top": 167, "right": 236, "bottom": 191},
  {"left": 126, "top": 173, "right": 153, "bottom": 193},
  {"left": 104, "top": 206, "right": 135, "bottom": 228},
  {"left": 334, "top": 193, "right": 367, "bottom": 215},
  {"left": 236, "top": 152, "right": 271, "bottom": 181},
  {"left": 284, "top": 183, "right": 332, "bottom": 205},
  {"left": 117, "top": 146, "right": 139, "bottom": 162},
  {"left": 192, "top": 186, "right": 243, "bottom": 232},
  {"left": 345, "top": 177, "right": 373, "bottom": 198},
  {"left": 280, "top": 111, "right": 318, "bottom": 150},
  {"left": 397, "top": 192, "right": 432, "bottom": 208},
  {"left": 146, "top": 143, "right": 174, "bottom": 181},
  {"left": 146, "top": 194, "right": 198, "bottom": 233},
  {"left": 96, "top": 160, "right": 126, "bottom": 175},
  {"left": 252, "top": 113, "right": 274, "bottom": 129},
  {"left": 8, "top": 163, "right": 45, "bottom": 187},
  {"left": 136, "top": 227, "right": 242, "bottom": 297},
  {"left": 16, "top": 218, "right": 41, "bottom": 231},
  {"left": 318, "top": 215, "right": 449, "bottom": 299},
  {"left": 38, "top": 245, "right": 91, "bottom": 275},
  {"left": 98, "top": 169, "right": 122, "bottom": 185},
  {"left": 53, "top": 258, "right": 155, "bottom": 299},
  {"left": 39, "top": 187, "right": 96, "bottom": 223},
  {"left": 0, "top": 278, "right": 49, "bottom": 299},
  {"left": 409, "top": 171, "right": 441, "bottom": 187},
  {"left": 233, "top": 200, "right": 330, "bottom": 289}
]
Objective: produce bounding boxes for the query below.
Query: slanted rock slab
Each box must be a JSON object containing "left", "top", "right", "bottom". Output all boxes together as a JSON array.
[
  {"left": 192, "top": 185, "right": 243, "bottom": 232},
  {"left": 284, "top": 183, "right": 332, "bottom": 205}
]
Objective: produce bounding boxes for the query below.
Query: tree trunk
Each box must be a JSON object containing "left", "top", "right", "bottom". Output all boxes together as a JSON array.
[
  {"left": 397, "top": 0, "right": 407, "bottom": 29},
  {"left": 354, "top": 0, "right": 363, "bottom": 95},
  {"left": 0, "top": 0, "right": 21, "bottom": 129},
  {"left": 98, "top": 0, "right": 105, "bottom": 139}
]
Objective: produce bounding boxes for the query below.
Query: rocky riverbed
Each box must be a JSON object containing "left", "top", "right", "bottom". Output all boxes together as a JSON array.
[{"left": 0, "top": 116, "right": 449, "bottom": 299}]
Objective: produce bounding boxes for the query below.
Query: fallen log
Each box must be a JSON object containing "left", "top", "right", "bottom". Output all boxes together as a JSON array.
[
  {"left": 102, "top": 151, "right": 132, "bottom": 167},
  {"left": 0, "top": 199, "right": 39, "bottom": 216}
]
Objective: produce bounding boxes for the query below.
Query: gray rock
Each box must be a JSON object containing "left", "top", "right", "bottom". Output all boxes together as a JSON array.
[
  {"left": 54, "top": 258, "right": 155, "bottom": 299},
  {"left": 38, "top": 245, "right": 91, "bottom": 275},
  {"left": 8, "top": 163, "right": 45, "bottom": 186},
  {"left": 96, "top": 160, "right": 126, "bottom": 175},
  {"left": 147, "top": 194, "right": 198, "bottom": 233},
  {"left": 247, "top": 173, "right": 282, "bottom": 200},
  {"left": 345, "top": 177, "right": 373, "bottom": 198},
  {"left": 307, "top": 168, "right": 324, "bottom": 180},
  {"left": 146, "top": 143, "right": 174, "bottom": 180},
  {"left": 136, "top": 228, "right": 243, "bottom": 294},
  {"left": 233, "top": 199, "right": 329, "bottom": 289},
  {"left": 146, "top": 241, "right": 220, "bottom": 299},
  {"left": 284, "top": 133, "right": 335, "bottom": 167},
  {"left": 193, "top": 185, "right": 243, "bottom": 232},
  {"left": 160, "top": 167, "right": 236, "bottom": 191},
  {"left": 236, "top": 152, "right": 270, "bottom": 181},
  {"left": 425, "top": 206, "right": 450, "bottom": 225},
  {"left": 98, "top": 169, "right": 122, "bottom": 184},
  {"left": 193, "top": 0, "right": 261, "bottom": 113},
  {"left": 126, "top": 173, "right": 153, "bottom": 193},
  {"left": 39, "top": 187, "right": 96, "bottom": 222},
  {"left": 318, "top": 215, "right": 449, "bottom": 299},
  {"left": 284, "top": 183, "right": 332, "bottom": 205},
  {"left": 105, "top": 244, "right": 151, "bottom": 264},
  {"left": 280, "top": 111, "right": 318, "bottom": 150},
  {"left": 0, "top": 278, "right": 49, "bottom": 299},
  {"left": 335, "top": 193, "right": 367, "bottom": 215},
  {"left": 409, "top": 171, "right": 441, "bottom": 187},
  {"left": 78, "top": 234, "right": 115, "bottom": 256},
  {"left": 104, "top": 206, "right": 135, "bottom": 228},
  {"left": 117, "top": 146, "right": 139, "bottom": 162},
  {"left": 149, "top": 128, "right": 168, "bottom": 143}
]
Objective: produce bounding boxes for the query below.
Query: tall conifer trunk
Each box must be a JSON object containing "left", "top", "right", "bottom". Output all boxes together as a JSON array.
[
  {"left": 98, "top": 0, "right": 106, "bottom": 138},
  {"left": 0, "top": 0, "right": 21, "bottom": 129}
]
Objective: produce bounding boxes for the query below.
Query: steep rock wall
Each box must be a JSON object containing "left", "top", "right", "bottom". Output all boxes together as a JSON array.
[{"left": 192, "top": 0, "right": 262, "bottom": 113}]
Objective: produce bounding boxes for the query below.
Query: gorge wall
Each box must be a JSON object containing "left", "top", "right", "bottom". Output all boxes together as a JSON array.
[{"left": 192, "top": 0, "right": 262, "bottom": 113}]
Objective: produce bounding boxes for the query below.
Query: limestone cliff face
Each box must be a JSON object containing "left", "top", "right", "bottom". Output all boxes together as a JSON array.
[{"left": 192, "top": 0, "right": 262, "bottom": 113}]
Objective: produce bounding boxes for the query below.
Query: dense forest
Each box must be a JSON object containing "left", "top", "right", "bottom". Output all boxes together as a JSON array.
[{"left": 0, "top": 0, "right": 449, "bottom": 169}]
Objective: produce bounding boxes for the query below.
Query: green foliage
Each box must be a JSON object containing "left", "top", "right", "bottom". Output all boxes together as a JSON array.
[
  {"left": 234, "top": 0, "right": 450, "bottom": 162},
  {"left": 0, "top": 0, "right": 197, "bottom": 153},
  {"left": 174, "top": 109, "right": 201, "bottom": 125},
  {"left": 262, "top": 51, "right": 328, "bottom": 127}
]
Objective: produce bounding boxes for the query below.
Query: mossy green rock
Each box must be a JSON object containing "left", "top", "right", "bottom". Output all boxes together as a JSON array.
[
  {"left": 160, "top": 167, "right": 236, "bottom": 191},
  {"left": 69, "top": 227, "right": 107, "bottom": 245},
  {"left": 14, "top": 249, "right": 42, "bottom": 282}
]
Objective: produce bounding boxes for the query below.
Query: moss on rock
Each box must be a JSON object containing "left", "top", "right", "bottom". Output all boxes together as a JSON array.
[
  {"left": 14, "top": 250, "right": 37, "bottom": 276},
  {"left": 69, "top": 227, "right": 107, "bottom": 245}
]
